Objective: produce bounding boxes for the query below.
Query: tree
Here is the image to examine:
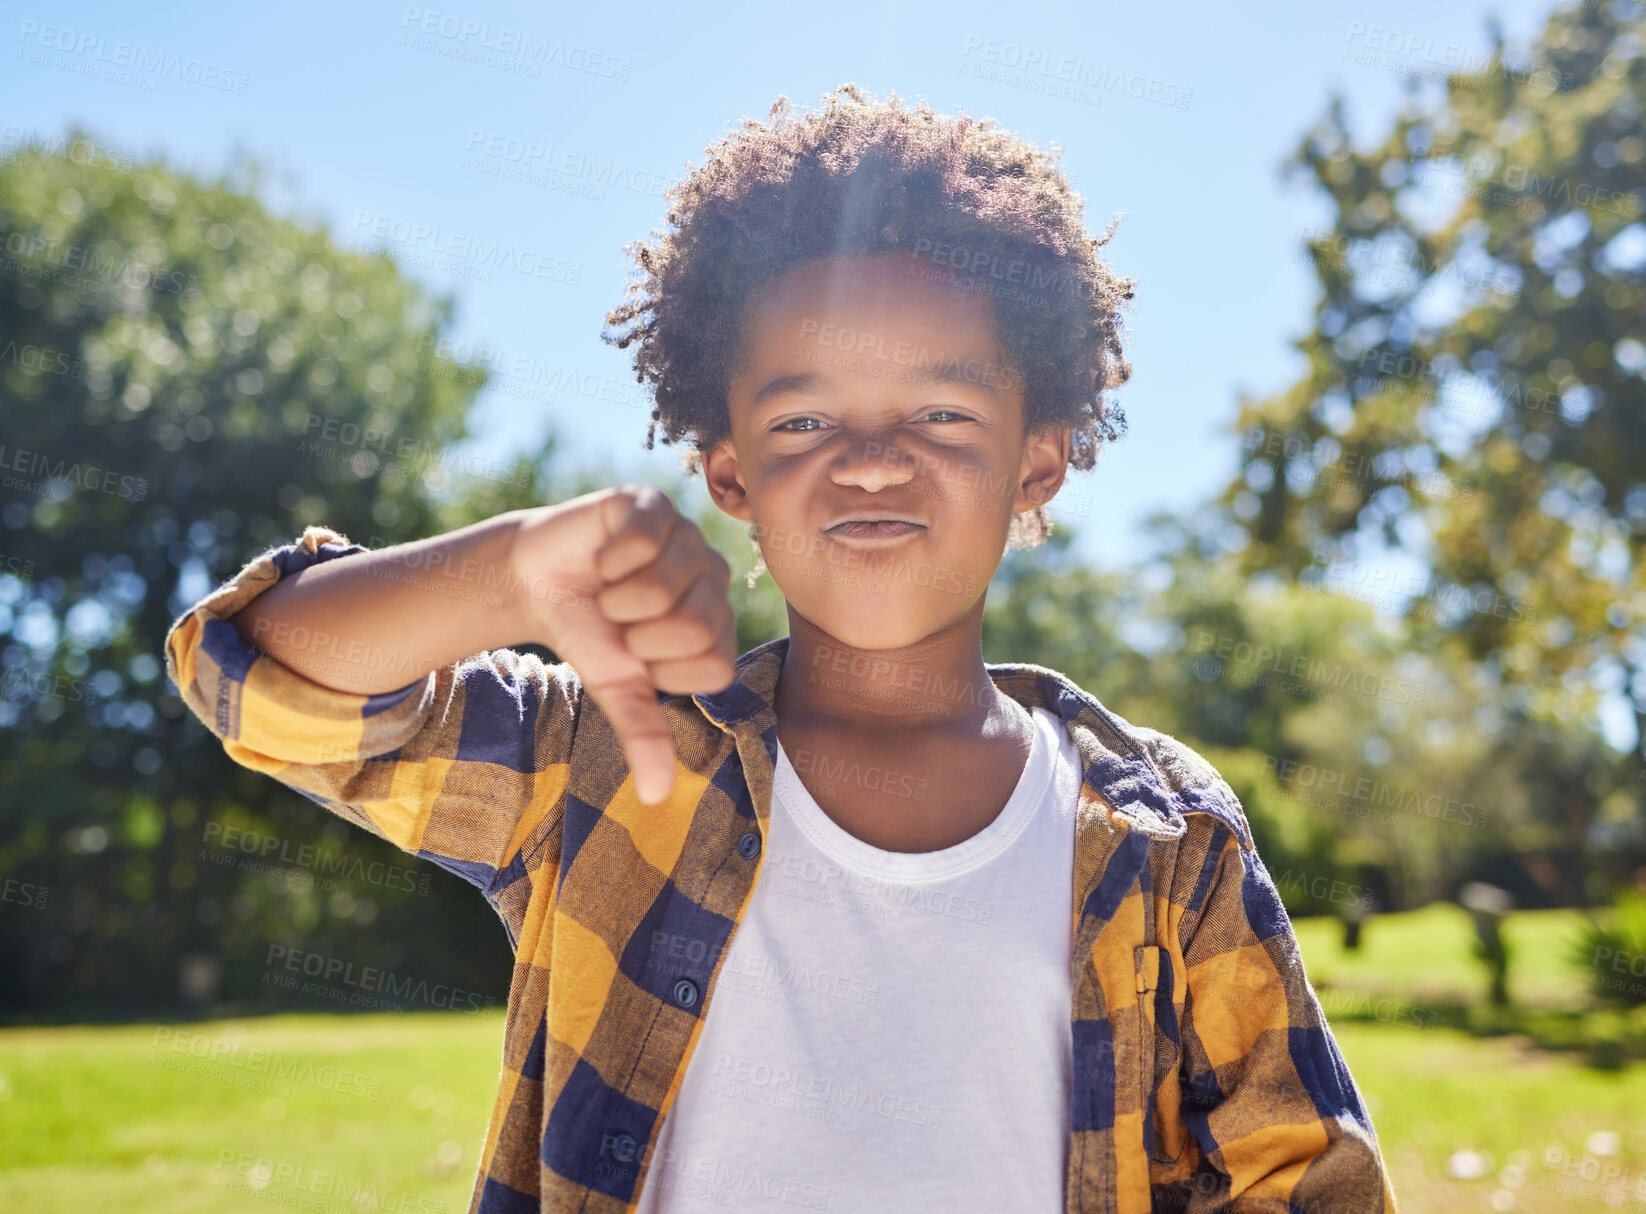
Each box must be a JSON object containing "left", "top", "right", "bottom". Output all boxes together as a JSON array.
[
  {"left": 1210, "top": 1, "right": 1646, "bottom": 902},
  {"left": 0, "top": 131, "right": 555, "bottom": 1017}
]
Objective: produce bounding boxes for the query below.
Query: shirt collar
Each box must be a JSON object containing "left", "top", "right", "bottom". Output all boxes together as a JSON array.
[{"left": 690, "top": 635, "right": 1226, "bottom": 844}]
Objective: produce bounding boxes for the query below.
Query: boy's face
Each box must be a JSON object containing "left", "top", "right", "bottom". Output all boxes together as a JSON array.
[{"left": 704, "top": 250, "right": 1070, "bottom": 649}]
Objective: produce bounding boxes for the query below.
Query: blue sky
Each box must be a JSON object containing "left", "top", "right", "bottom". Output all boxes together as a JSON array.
[{"left": 2, "top": 0, "right": 1564, "bottom": 569}]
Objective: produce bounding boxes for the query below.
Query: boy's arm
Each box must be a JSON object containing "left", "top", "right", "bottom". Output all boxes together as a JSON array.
[
  {"left": 1167, "top": 810, "right": 1399, "bottom": 1211},
  {"left": 162, "top": 486, "right": 737, "bottom": 900},
  {"left": 220, "top": 509, "right": 538, "bottom": 696},
  {"left": 162, "top": 518, "right": 581, "bottom": 903}
]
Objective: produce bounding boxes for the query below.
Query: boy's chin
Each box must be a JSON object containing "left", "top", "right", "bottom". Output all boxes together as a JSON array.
[{"left": 788, "top": 584, "right": 970, "bottom": 650}]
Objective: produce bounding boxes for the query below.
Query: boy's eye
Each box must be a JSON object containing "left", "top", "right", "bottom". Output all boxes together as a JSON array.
[{"left": 770, "top": 410, "right": 972, "bottom": 433}]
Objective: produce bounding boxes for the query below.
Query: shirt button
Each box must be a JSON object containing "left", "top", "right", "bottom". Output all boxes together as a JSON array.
[
  {"left": 737, "top": 831, "right": 761, "bottom": 860},
  {"left": 672, "top": 977, "right": 700, "bottom": 1009},
  {"left": 609, "top": 1132, "right": 638, "bottom": 1163}
]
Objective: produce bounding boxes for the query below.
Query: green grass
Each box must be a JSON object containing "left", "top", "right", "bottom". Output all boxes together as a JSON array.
[
  {"left": 0, "top": 1011, "right": 503, "bottom": 1213},
  {"left": 1339, "top": 1020, "right": 1646, "bottom": 1211},
  {"left": 0, "top": 905, "right": 1637, "bottom": 1212},
  {"left": 1293, "top": 901, "right": 1596, "bottom": 1011}
]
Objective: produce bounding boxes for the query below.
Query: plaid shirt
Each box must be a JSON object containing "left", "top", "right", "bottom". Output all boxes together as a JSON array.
[{"left": 165, "top": 524, "right": 1398, "bottom": 1213}]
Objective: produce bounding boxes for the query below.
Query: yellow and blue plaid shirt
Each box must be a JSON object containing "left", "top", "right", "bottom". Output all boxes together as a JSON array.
[{"left": 164, "top": 524, "right": 1398, "bottom": 1213}]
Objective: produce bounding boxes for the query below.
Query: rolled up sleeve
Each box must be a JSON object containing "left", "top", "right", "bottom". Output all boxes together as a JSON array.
[{"left": 163, "top": 524, "right": 579, "bottom": 922}]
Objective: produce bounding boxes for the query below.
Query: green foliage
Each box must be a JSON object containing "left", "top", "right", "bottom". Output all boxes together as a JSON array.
[
  {"left": 0, "top": 133, "right": 558, "bottom": 1018},
  {"left": 1200, "top": 745, "right": 1377, "bottom": 917},
  {"left": 1575, "top": 886, "right": 1646, "bottom": 1008},
  {"left": 1227, "top": 3, "right": 1646, "bottom": 713},
  {"left": 692, "top": 495, "right": 791, "bottom": 656},
  {"left": 982, "top": 525, "right": 1146, "bottom": 700},
  {"left": 1207, "top": 0, "right": 1646, "bottom": 906}
]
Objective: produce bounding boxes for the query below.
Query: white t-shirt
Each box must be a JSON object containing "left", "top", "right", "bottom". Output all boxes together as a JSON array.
[{"left": 635, "top": 704, "right": 1082, "bottom": 1213}]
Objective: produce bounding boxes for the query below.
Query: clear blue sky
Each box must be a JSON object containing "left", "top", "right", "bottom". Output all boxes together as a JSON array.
[{"left": 2, "top": 0, "right": 1562, "bottom": 568}]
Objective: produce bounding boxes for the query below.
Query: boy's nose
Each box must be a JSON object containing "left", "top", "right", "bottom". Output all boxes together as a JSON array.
[{"left": 828, "top": 434, "right": 918, "bottom": 492}]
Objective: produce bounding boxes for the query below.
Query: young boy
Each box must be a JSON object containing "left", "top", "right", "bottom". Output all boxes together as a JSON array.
[{"left": 165, "top": 84, "right": 1397, "bottom": 1212}]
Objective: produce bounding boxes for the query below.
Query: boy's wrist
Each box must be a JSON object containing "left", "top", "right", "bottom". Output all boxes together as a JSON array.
[{"left": 496, "top": 507, "right": 537, "bottom": 644}]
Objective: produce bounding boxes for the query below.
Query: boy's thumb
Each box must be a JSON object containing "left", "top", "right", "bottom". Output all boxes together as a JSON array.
[{"left": 585, "top": 674, "right": 678, "bottom": 806}]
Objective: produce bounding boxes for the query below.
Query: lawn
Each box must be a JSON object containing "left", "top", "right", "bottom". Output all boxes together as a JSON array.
[
  {"left": 1292, "top": 901, "right": 1597, "bottom": 1011},
  {"left": 0, "top": 1011, "right": 503, "bottom": 1213},
  {"left": 0, "top": 904, "right": 1640, "bottom": 1212}
]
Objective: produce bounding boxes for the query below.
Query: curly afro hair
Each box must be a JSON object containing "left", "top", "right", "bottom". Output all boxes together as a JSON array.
[{"left": 601, "top": 82, "right": 1136, "bottom": 549}]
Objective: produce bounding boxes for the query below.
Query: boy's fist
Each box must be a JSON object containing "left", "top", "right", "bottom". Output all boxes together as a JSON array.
[{"left": 509, "top": 485, "right": 737, "bottom": 805}]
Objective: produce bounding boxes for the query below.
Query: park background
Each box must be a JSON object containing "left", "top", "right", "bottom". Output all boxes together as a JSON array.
[{"left": 2, "top": 0, "right": 1646, "bottom": 1209}]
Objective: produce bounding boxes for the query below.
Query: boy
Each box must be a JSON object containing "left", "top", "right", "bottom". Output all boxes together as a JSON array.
[{"left": 165, "top": 84, "right": 1397, "bottom": 1212}]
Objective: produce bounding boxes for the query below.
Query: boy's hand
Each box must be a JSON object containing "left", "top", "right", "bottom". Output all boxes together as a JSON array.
[{"left": 509, "top": 485, "right": 737, "bottom": 805}]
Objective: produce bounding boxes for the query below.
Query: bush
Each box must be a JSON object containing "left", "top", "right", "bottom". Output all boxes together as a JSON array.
[{"left": 1573, "top": 887, "right": 1646, "bottom": 1009}]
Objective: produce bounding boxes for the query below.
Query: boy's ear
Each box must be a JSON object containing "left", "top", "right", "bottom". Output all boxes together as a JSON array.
[
  {"left": 703, "top": 440, "right": 753, "bottom": 521},
  {"left": 1014, "top": 424, "right": 1071, "bottom": 512}
]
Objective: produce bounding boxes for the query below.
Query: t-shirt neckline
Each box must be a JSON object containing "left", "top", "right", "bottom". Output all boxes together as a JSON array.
[{"left": 771, "top": 705, "right": 1062, "bottom": 884}]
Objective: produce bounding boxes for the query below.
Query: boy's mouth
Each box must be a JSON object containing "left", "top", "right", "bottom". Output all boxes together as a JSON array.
[{"left": 824, "top": 519, "right": 927, "bottom": 540}]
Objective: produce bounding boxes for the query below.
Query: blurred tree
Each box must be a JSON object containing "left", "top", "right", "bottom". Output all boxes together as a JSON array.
[
  {"left": 1214, "top": 1, "right": 1646, "bottom": 900},
  {"left": 0, "top": 132, "right": 559, "bottom": 1018},
  {"left": 1127, "top": 508, "right": 1498, "bottom": 911},
  {"left": 982, "top": 522, "right": 1147, "bottom": 701}
]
